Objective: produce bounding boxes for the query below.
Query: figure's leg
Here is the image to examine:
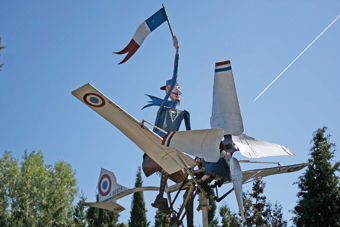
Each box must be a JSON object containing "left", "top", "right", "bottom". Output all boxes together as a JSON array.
[{"left": 151, "top": 169, "right": 170, "bottom": 213}]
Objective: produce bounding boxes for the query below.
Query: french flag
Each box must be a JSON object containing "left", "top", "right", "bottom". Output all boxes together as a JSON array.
[{"left": 114, "top": 8, "right": 167, "bottom": 64}]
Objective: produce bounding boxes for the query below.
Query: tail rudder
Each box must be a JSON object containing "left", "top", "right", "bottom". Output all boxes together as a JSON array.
[{"left": 98, "top": 168, "right": 128, "bottom": 202}]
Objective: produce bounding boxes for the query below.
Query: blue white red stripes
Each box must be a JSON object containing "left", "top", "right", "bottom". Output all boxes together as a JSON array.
[
  {"left": 114, "top": 8, "right": 167, "bottom": 64},
  {"left": 162, "top": 131, "right": 176, "bottom": 147},
  {"left": 281, "top": 145, "right": 295, "bottom": 156},
  {"left": 215, "top": 60, "right": 231, "bottom": 73}
]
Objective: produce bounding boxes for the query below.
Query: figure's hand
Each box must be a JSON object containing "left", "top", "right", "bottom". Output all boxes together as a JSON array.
[{"left": 173, "top": 36, "right": 178, "bottom": 49}]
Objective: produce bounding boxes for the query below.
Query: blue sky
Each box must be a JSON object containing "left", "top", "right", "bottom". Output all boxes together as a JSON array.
[{"left": 1, "top": 1, "right": 339, "bottom": 226}]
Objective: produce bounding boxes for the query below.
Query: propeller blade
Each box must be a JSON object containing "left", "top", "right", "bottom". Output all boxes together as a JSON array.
[
  {"left": 211, "top": 60, "right": 244, "bottom": 136},
  {"left": 230, "top": 157, "right": 247, "bottom": 227}
]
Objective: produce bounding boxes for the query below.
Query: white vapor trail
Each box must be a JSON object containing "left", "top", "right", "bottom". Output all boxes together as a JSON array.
[{"left": 254, "top": 14, "right": 340, "bottom": 102}]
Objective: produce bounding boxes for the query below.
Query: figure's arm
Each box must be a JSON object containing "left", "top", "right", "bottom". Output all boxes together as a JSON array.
[
  {"left": 183, "top": 110, "right": 191, "bottom": 131},
  {"left": 157, "top": 36, "right": 180, "bottom": 117}
]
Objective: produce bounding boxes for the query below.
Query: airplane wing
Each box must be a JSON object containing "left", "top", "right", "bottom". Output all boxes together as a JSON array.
[
  {"left": 234, "top": 134, "right": 295, "bottom": 158},
  {"left": 86, "top": 201, "right": 125, "bottom": 213},
  {"left": 72, "top": 83, "right": 197, "bottom": 175},
  {"left": 242, "top": 162, "right": 310, "bottom": 181}
]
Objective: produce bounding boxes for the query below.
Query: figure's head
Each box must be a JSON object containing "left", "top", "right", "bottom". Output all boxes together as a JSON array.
[{"left": 160, "top": 79, "right": 181, "bottom": 103}]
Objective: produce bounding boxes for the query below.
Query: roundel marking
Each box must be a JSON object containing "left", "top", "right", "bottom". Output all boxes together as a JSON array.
[
  {"left": 83, "top": 93, "right": 105, "bottom": 107},
  {"left": 99, "top": 174, "right": 112, "bottom": 196},
  {"left": 288, "top": 166, "right": 302, "bottom": 172},
  {"left": 113, "top": 207, "right": 124, "bottom": 212}
]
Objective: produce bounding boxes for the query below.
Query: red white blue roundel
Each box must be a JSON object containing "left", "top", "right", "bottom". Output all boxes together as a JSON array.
[
  {"left": 288, "top": 165, "right": 304, "bottom": 172},
  {"left": 83, "top": 93, "right": 105, "bottom": 107},
  {"left": 99, "top": 174, "right": 112, "bottom": 196},
  {"left": 113, "top": 207, "right": 124, "bottom": 212}
]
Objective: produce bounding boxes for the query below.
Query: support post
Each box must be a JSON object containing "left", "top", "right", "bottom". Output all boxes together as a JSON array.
[{"left": 197, "top": 192, "right": 210, "bottom": 227}]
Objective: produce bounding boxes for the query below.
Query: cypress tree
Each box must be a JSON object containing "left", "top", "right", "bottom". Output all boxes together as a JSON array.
[
  {"left": 293, "top": 126, "right": 340, "bottom": 226},
  {"left": 128, "top": 166, "right": 149, "bottom": 227},
  {"left": 154, "top": 209, "right": 169, "bottom": 227},
  {"left": 208, "top": 188, "right": 218, "bottom": 226}
]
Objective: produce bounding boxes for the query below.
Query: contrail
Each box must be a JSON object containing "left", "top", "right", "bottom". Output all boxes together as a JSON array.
[{"left": 254, "top": 14, "right": 340, "bottom": 102}]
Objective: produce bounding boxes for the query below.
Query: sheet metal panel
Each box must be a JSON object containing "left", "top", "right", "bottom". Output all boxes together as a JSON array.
[
  {"left": 162, "top": 129, "right": 224, "bottom": 162},
  {"left": 242, "top": 162, "right": 310, "bottom": 180},
  {"left": 234, "top": 134, "right": 295, "bottom": 158},
  {"left": 210, "top": 61, "right": 244, "bottom": 136}
]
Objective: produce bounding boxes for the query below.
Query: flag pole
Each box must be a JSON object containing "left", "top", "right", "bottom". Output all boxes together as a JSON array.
[{"left": 162, "top": 4, "right": 175, "bottom": 39}]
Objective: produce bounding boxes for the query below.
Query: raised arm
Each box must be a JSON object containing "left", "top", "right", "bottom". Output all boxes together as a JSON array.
[{"left": 157, "top": 36, "right": 180, "bottom": 117}]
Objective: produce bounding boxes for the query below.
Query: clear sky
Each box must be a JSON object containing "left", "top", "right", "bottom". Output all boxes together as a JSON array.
[{"left": 1, "top": 1, "right": 339, "bottom": 226}]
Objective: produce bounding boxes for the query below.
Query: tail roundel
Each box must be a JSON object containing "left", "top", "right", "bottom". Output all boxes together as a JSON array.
[{"left": 98, "top": 168, "right": 128, "bottom": 202}]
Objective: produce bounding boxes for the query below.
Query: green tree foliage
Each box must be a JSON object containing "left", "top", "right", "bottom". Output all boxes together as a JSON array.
[
  {"left": 267, "top": 202, "right": 287, "bottom": 227},
  {"left": 0, "top": 37, "right": 5, "bottom": 70},
  {"left": 86, "top": 194, "right": 120, "bottom": 227},
  {"left": 73, "top": 193, "right": 88, "bottom": 227},
  {"left": 208, "top": 188, "right": 218, "bottom": 227},
  {"left": 154, "top": 209, "right": 169, "bottom": 227},
  {"left": 0, "top": 150, "right": 78, "bottom": 226},
  {"left": 128, "top": 166, "right": 149, "bottom": 227},
  {"left": 243, "top": 177, "right": 287, "bottom": 227},
  {"left": 293, "top": 126, "right": 340, "bottom": 227},
  {"left": 0, "top": 151, "right": 20, "bottom": 227},
  {"left": 219, "top": 202, "right": 241, "bottom": 227},
  {"left": 243, "top": 178, "right": 271, "bottom": 226}
]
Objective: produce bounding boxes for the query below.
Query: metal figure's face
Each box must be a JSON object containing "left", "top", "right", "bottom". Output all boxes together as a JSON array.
[{"left": 166, "top": 83, "right": 181, "bottom": 102}]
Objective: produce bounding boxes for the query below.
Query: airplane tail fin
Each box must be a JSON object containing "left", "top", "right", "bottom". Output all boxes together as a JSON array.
[
  {"left": 98, "top": 168, "right": 128, "bottom": 202},
  {"left": 86, "top": 168, "right": 128, "bottom": 213}
]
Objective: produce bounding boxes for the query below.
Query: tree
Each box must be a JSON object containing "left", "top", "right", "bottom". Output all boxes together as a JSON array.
[
  {"left": 243, "top": 177, "right": 288, "bottom": 227},
  {"left": 0, "top": 151, "right": 20, "bottom": 227},
  {"left": 73, "top": 193, "right": 88, "bottom": 227},
  {"left": 243, "top": 178, "right": 271, "bottom": 226},
  {"left": 208, "top": 188, "right": 218, "bottom": 227},
  {"left": 219, "top": 202, "right": 241, "bottom": 227},
  {"left": 128, "top": 166, "right": 149, "bottom": 227},
  {"left": 0, "top": 150, "right": 78, "bottom": 226},
  {"left": 267, "top": 202, "right": 287, "bottom": 227},
  {"left": 293, "top": 126, "right": 340, "bottom": 227},
  {"left": 154, "top": 209, "right": 169, "bottom": 227},
  {"left": 0, "top": 37, "right": 5, "bottom": 71},
  {"left": 86, "top": 194, "right": 120, "bottom": 227}
]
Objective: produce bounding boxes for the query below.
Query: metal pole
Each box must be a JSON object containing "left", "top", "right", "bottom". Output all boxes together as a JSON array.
[{"left": 162, "top": 4, "right": 175, "bottom": 38}]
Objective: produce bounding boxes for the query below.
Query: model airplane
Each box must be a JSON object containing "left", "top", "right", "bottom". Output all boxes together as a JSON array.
[{"left": 72, "top": 60, "right": 309, "bottom": 227}]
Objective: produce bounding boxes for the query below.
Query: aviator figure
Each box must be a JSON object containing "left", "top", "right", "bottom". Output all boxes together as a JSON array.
[{"left": 142, "top": 37, "right": 191, "bottom": 214}]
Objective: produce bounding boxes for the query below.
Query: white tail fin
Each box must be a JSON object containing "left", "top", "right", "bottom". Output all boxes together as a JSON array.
[
  {"left": 211, "top": 60, "right": 244, "bottom": 136},
  {"left": 98, "top": 168, "right": 128, "bottom": 202}
]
